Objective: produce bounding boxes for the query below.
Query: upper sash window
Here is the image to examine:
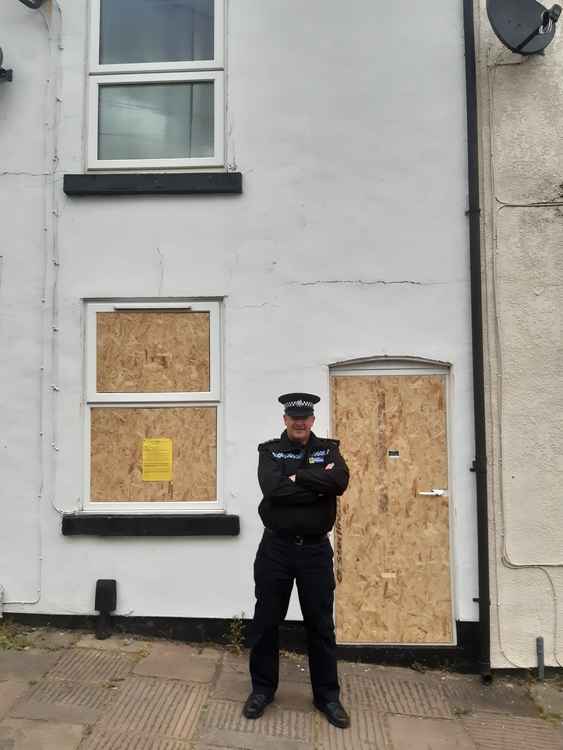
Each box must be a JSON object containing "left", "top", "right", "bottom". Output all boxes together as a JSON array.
[{"left": 88, "top": 0, "right": 224, "bottom": 170}]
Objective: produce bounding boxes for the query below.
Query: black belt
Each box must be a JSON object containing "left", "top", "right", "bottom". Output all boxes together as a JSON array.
[{"left": 264, "top": 528, "right": 328, "bottom": 545}]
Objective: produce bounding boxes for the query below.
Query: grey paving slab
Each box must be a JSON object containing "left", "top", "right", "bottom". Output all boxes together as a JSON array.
[
  {"left": 462, "top": 713, "right": 563, "bottom": 749},
  {"left": 0, "top": 718, "right": 84, "bottom": 750},
  {"left": 337, "top": 662, "right": 434, "bottom": 685},
  {"left": 212, "top": 671, "right": 251, "bottom": 702},
  {"left": 279, "top": 654, "right": 311, "bottom": 683},
  {"left": 221, "top": 651, "right": 309, "bottom": 683},
  {"left": 0, "top": 683, "right": 28, "bottom": 722},
  {"left": 530, "top": 681, "right": 563, "bottom": 718},
  {"left": 97, "top": 676, "right": 208, "bottom": 740},
  {"left": 75, "top": 634, "right": 152, "bottom": 655},
  {"left": 386, "top": 715, "right": 477, "bottom": 750},
  {"left": 443, "top": 675, "right": 539, "bottom": 717},
  {"left": 222, "top": 652, "right": 248, "bottom": 675},
  {"left": 199, "top": 648, "right": 224, "bottom": 660},
  {"left": 9, "top": 699, "right": 99, "bottom": 725},
  {"left": 134, "top": 643, "right": 218, "bottom": 683},
  {"left": 0, "top": 651, "right": 60, "bottom": 682},
  {"left": 318, "top": 708, "right": 388, "bottom": 750},
  {"left": 46, "top": 648, "right": 135, "bottom": 685},
  {"left": 21, "top": 629, "right": 82, "bottom": 652},
  {"left": 199, "top": 700, "right": 314, "bottom": 745},
  {"left": 341, "top": 672, "right": 453, "bottom": 718},
  {"left": 275, "top": 681, "right": 314, "bottom": 711}
]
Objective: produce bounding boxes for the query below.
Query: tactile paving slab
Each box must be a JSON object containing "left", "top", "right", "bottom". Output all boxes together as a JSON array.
[
  {"left": 200, "top": 700, "right": 314, "bottom": 743},
  {"left": 96, "top": 676, "right": 208, "bottom": 740},
  {"left": 46, "top": 648, "right": 134, "bottom": 685},
  {"left": 318, "top": 708, "right": 390, "bottom": 750},
  {"left": 462, "top": 713, "right": 563, "bottom": 749},
  {"left": 341, "top": 674, "right": 452, "bottom": 718},
  {"left": 24, "top": 678, "right": 113, "bottom": 711},
  {"left": 81, "top": 731, "right": 192, "bottom": 750}
]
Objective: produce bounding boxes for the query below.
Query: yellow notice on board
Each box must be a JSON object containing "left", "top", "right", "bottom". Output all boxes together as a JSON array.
[{"left": 142, "top": 438, "right": 173, "bottom": 481}]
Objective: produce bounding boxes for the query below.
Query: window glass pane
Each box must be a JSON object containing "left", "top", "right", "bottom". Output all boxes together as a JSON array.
[
  {"left": 100, "top": 0, "right": 214, "bottom": 64},
  {"left": 98, "top": 82, "right": 214, "bottom": 160}
]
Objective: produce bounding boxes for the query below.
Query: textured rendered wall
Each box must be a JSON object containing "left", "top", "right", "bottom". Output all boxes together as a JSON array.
[
  {"left": 476, "top": 2, "right": 563, "bottom": 667},
  {"left": 0, "top": 1, "right": 477, "bottom": 626}
]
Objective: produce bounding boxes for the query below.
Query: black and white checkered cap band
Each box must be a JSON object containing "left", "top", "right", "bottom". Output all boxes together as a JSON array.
[{"left": 285, "top": 400, "right": 314, "bottom": 408}]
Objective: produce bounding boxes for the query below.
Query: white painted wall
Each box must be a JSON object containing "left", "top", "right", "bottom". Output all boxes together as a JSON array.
[
  {"left": 476, "top": 2, "right": 563, "bottom": 667},
  {"left": 0, "top": 1, "right": 477, "bottom": 627}
]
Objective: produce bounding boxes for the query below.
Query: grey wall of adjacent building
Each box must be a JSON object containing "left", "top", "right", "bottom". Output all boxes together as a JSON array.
[{"left": 476, "top": 1, "right": 563, "bottom": 667}]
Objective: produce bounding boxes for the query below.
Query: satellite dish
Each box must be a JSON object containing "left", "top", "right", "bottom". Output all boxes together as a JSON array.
[{"left": 487, "top": 0, "right": 561, "bottom": 54}]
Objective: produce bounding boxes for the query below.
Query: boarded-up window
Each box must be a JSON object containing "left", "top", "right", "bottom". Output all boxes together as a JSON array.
[
  {"left": 91, "top": 406, "right": 217, "bottom": 501},
  {"left": 85, "top": 302, "right": 221, "bottom": 509},
  {"left": 96, "top": 311, "right": 210, "bottom": 393}
]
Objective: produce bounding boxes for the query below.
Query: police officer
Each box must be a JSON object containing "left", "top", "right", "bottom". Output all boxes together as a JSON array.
[{"left": 243, "top": 393, "right": 351, "bottom": 729}]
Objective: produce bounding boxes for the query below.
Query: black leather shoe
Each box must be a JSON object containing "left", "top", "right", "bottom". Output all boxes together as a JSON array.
[
  {"left": 314, "top": 699, "right": 351, "bottom": 728},
  {"left": 242, "top": 692, "right": 273, "bottom": 719}
]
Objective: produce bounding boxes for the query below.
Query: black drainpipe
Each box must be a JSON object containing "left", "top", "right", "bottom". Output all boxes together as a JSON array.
[{"left": 462, "top": 0, "right": 492, "bottom": 681}]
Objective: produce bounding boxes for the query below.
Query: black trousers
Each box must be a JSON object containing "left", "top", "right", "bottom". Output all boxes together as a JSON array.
[{"left": 249, "top": 530, "right": 339, "bottom": 704}]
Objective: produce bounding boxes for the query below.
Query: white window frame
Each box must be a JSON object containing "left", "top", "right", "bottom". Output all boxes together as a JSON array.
[
  {"left": 87, "top": 71, "right": 225, "bottom": 172},
  {"left": 89, "top": 0, "right": 224, "bottom": 73},
  {"left": 83, "top": 300, "right": 223, "bottom": 513},
  {"left": 87, "top": 0, "right": 225, "bottom": 170}
]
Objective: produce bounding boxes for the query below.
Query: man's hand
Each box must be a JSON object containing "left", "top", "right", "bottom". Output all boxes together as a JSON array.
[
  {"left": 289, "top": 474, "right": 296, "bottom": 482},
  {"left": 324, "top": 463, "right": 334, "bottom": 471}
]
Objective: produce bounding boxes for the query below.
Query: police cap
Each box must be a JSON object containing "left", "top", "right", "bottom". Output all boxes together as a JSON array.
[{"left": 278, "top": 392, "right": 320, "bottom": 418}]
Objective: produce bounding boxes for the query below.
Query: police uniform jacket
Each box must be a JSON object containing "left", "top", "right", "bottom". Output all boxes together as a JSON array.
[{"left": 257, "top": 430, "right": 350, "bottom": 535}]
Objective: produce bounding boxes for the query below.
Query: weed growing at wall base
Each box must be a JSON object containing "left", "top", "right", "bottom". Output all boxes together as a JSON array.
[
  {"left": 0, "top": 620, "right": 29, "bottom": 650},
  {"left": 225, "top": 612, "right": 246, "bottom": 654}
]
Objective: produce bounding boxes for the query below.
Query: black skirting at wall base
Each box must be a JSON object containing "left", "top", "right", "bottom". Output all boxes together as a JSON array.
[
  {"left": 61, "top": 513, "right": 240, "bottom": 537},
  {"left": 63, "top": 172, "right": 242, "bottom": 196},
  {"left": 5, "top": 613, "right": 480, "bottom": 672}
]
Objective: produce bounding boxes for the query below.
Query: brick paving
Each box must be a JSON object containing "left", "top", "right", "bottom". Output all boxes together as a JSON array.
[{"left": 0, "top": 627, "right": 562, "bottom": 749}]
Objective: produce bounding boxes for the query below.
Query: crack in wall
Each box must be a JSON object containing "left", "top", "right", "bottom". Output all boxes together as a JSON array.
[
  {"left": 290, "top": 279, "right": 457, "bottom": 287},
  {"left": 155, "top": 247, "right": 165, "bottom": 297},
  {"left": 0, "top": 171, "right": 51, "bottom": 177}
]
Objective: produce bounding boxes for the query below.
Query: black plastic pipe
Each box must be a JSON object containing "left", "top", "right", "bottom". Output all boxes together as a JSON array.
[{"left": 462, "top": 0, "right": 492, "bottom": 681}]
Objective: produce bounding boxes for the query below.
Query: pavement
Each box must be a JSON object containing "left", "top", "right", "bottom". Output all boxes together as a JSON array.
[{"left": 1, "top": 625, "right": 563, "bottom": 749}]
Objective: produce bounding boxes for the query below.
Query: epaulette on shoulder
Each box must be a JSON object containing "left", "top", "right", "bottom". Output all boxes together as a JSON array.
[
  {"left": 258, "top": 438, "right": 280, "bottom": 452},
  {"left": 317, "top": 437, "right": 340, "bottom": 448}
]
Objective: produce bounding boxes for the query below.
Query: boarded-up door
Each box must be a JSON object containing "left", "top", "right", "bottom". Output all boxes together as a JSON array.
[{"left": 331, "top": 373, "right": 453, "bottom": 645}]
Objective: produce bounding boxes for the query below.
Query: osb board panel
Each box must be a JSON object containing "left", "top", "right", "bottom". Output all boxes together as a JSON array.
[
  {"left": 96, "top": 311, "right": 210, "bottom": 393},
  {"left": 332, "top": 374, "right": 452, "bottom": 645},
  {"left": 91, "top": 407, "right": 216, "bottom": 501}
]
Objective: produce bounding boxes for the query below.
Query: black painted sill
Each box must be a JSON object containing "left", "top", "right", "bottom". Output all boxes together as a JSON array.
[
  {"left": 63, "top": 172, "right": 242, "bottom": 196},
  {"left": 62, "top": 513, "right": 240, "bottom": 537}
]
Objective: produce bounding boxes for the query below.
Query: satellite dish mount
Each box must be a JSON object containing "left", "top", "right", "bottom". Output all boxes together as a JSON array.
[
  {"left": 487, "top": 0, "right": 562, "bottom": 55},
  {"left": 0, "top": 48, "right": 13, "bottom": 83}
]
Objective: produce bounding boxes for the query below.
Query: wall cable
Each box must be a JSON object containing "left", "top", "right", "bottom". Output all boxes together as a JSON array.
[{"left": 3, "top": 0, "right": 63, "bottom": 609}]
